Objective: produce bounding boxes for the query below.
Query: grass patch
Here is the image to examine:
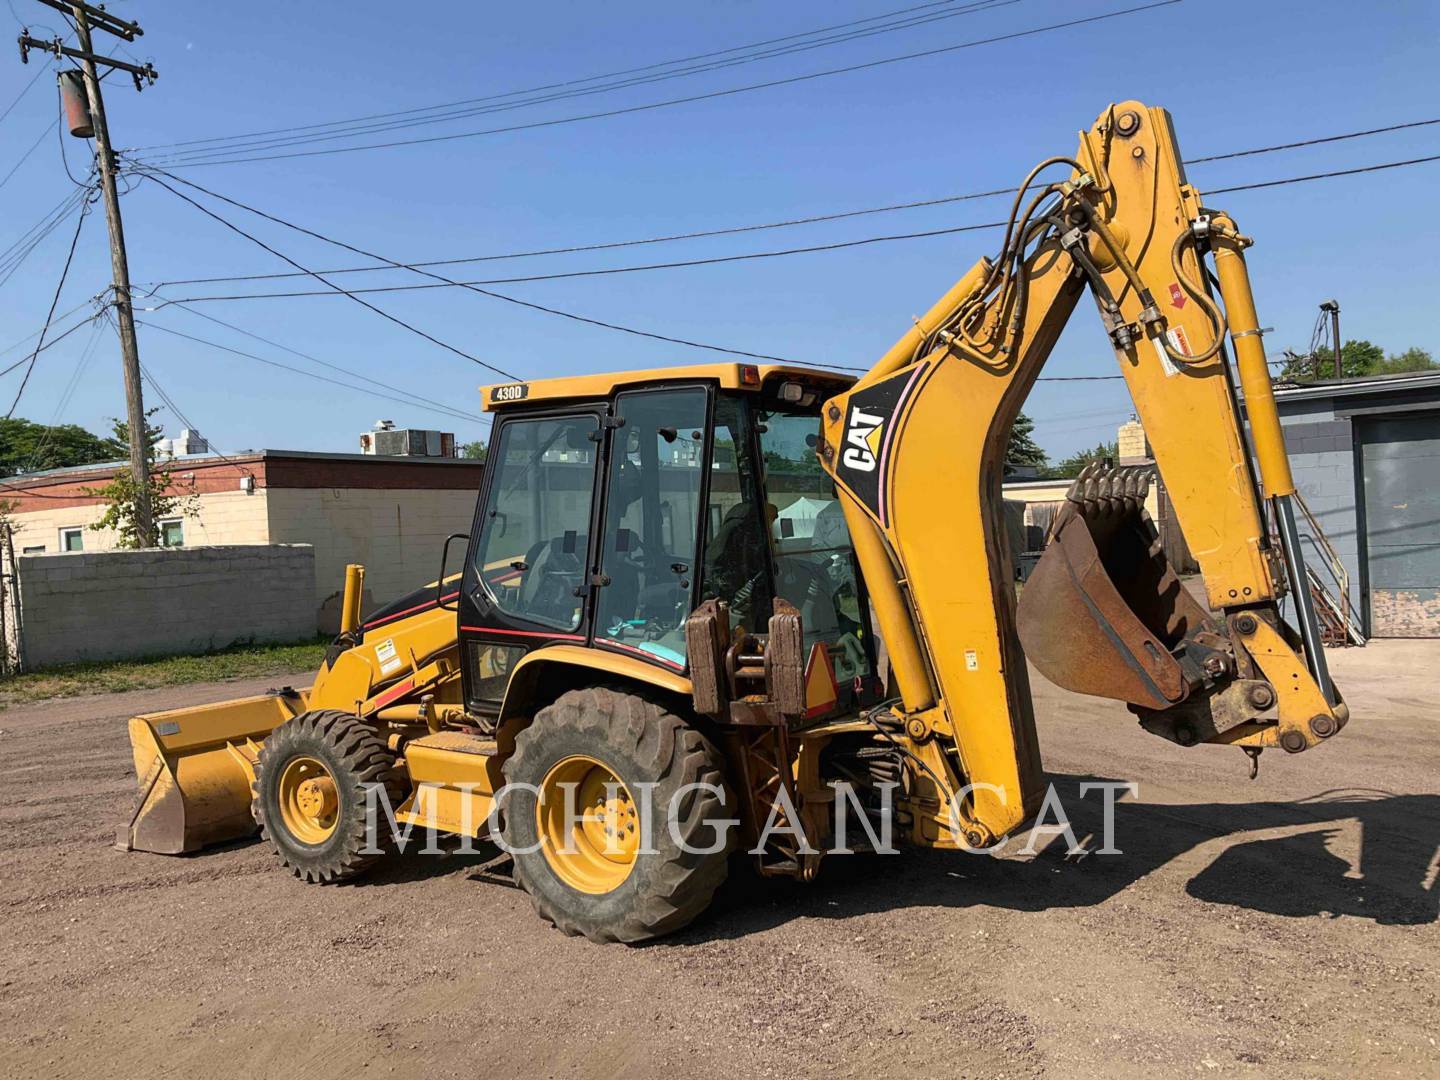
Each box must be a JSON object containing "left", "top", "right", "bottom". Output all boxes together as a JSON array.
[{"left": 0, "top": 637, "right": 329, "bottom": 707}]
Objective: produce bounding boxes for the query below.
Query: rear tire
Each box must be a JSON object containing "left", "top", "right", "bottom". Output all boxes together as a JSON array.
[
  {"left": 254, "top": 709, "right": 406, "bottom": 884},
  {"left": 503, "top": 688, "right": 733, "bottom": 943}
]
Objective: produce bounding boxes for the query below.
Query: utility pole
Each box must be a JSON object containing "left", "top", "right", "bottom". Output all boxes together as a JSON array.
[
  {"left": 18, "top": 1, "right": 159, "bottom": 543},
  {"left": 1320, "top": 299, "right": 1341, "bottom": 380}
]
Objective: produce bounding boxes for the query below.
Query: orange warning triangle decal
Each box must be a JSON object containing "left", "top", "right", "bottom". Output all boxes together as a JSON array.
[{"left": 802, "top": 640, "right": 838, "bottom": 718}]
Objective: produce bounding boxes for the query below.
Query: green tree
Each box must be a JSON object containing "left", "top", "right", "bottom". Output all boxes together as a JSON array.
[
  {"left": 458, "top": 439, "right": 487, "bottom": 461},
  {"left": 1005, "top": 412, "right": 1048, "bottom": 472},
  {"left": 1280, "top": 339, "right": 1383, "bottom": 380},
  {"left": 1043, "top": 439, "right": 1118, "bottom": 479},
  {"left": 763, "top": 448, "right": 826, "bottom": 477},
  {"left": 1372, "top": 347, "right": 1437, "bottom": 375},
  {"left": 0, "top": 417, "right": 124, "bottom": 478},
  {"left": 83, "top": 410, "right": 199, "bottom": 549}
]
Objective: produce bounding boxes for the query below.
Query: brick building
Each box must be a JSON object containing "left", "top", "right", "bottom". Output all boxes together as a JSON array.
[{"left": 3, "top": 450, "right": 485, "bottom": 631}]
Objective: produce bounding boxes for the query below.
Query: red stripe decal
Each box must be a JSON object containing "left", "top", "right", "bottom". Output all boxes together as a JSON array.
[
  {"left": 364, "top": 592, "right": 459, "bottom": 629},
  {"left": 460, "top": 626, "right": 586, "bottom": 641},
  {"left": 599, "top": 640, "right": 686, "bottom": 671},
  {"left": 372, "top": 678, "right": 415, "bottom": 709}
]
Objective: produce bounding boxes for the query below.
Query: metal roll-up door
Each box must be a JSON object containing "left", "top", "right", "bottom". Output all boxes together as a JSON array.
[{"left": 1360, "top": 412, "right": 1440, "bottom": 637}]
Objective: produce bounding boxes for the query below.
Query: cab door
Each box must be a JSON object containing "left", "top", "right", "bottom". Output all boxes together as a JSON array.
[
  {"left": 591, "top": 386, "right": 711, "bottom": 672},
  {"left": 459, "top": 409, "right": 602, "bottom": 712}
]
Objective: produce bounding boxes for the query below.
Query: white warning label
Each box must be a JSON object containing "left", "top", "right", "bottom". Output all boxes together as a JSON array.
[
  {"left": 1153, "top": 325, "right": 1191, "bottom": 378},
  {"left": 375, "top": 637, "right": 403, "bottom": 675}
]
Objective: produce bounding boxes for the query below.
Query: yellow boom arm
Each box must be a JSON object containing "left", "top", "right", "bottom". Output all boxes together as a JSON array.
[{"left": 818, "top": 101, "right": 1346, "bottom": 848}]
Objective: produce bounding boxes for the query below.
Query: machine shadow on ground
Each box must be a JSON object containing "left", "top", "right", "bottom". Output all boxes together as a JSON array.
[{"left": 671, "top": 774, "right": 1440, "bottom": 945}]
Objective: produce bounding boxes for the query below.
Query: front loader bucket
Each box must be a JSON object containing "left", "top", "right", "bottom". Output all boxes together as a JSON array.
[
  {"left": 117, "top": 688, "right": 310, "bottom": 854},
  {"left": 1017, "top": 464, "right": 1216, "bottom": 710}
]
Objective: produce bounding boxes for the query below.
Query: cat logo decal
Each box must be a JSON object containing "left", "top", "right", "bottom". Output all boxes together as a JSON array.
[{"left": 842, "top": 408, "right": 886, "bottom": 472}]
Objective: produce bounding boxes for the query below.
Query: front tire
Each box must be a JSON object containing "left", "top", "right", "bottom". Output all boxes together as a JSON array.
[
  {"left": 254, "top": 709, "right": 406, "bottom": 883},
  {"left": 503, "top": 688, "right": 733, "bottom": 943}
]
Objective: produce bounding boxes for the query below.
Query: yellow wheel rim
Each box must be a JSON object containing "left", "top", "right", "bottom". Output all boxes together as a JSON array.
[
  {"left": 277, "top": 755, "right": 339, "bottom": 845},
  {"left": 537, "top": 755, "right": 639, "bottom": 895}
]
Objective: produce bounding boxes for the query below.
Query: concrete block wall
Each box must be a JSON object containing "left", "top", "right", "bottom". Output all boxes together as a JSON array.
[
  {"left": 14, "top": 544, "right": 315, "bottom": 669},
  {"left": 263, "top": 487, "right": 478, "bottom": 631}
]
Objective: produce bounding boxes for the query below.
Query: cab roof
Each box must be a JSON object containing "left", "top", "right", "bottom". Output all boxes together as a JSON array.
[{"left": 480, "top": 363, "right": 855, "bottom": 412}]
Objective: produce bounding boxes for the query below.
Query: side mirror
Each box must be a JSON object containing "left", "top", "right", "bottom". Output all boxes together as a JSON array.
[{"left": 437, "top": 533, "right": 468, "bottom": 612}]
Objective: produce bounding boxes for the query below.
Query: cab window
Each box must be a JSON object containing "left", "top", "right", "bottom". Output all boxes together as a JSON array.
[
  {"left": 596, "top": 387, "right": 708, "bottom": 668},
  {"left": 701, "top": 394, "right": 773, "bottom": 635},
  {"left": 756, "top": 408, "right": 872, "bottom": 688},
  {"left": 472, "top": 414, "right": 599, "bottom": 631}
]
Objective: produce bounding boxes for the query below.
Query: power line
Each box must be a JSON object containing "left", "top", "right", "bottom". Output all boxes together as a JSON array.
[
  {"left": 135, "top": 116, "right": 1440, "bottom": 293},
  {"left": 147, "top": 150, "right": 1440, "bottom": 307},
  {"left": 159, "top": 301, "right": 491, "bottom": 425},
  {"left": 130, "top": 0, "right": 988, "bottom": 155},
  {"left": 1185, "top": 117, "right": 1440, "bottom": 165},
  {"left": 1206, "top": 153, "right": 1440, "bottom": 194},
  {"left": 24, "top": 314, "right": 105, "bottom": 471},
  {"left": 139, "top": 1, "right": 1021, "bottom": 165},
  {"left": 0, "top": 477, "right": 108, "bottom": 499},
  {"left": 137, "top": 357, "right": 261, "bottom": 481},
  {"left": 7, "top": 198, "right": 89, "bottom": 417},
  {"left": 0, "top": 186, "right": 89, "bottom": 287},
  {"left": 153, "top": 219, "right": 1012, "bottom": 305},
  {"left": 0, "top": 115, "right": 57, "bottom": 191},
  {"left": 0, "top": 57, "right": 46, "bottom": 125},
  {"left": 0, "top": 184, "right": 84, "bottom": 261},
  {"left": 133, "top": 151, "right": 1440, "bottom": 388},
  {"left": 138, "top": 165, "right": 823, "bottom": 365},
  {"left": 140, "top": 187, "right": 1018, "bottom": 290},
  {"left": 141, "top": 171, "right": 522, "bottom": 381},
  {"left": 0, "top": 311, "right": 103, "bottom": 378},
  {"left": 136, "top": 318, "right": 495, "bottom": 428},
  {"left": 0, "top": 299, "right": 102, "bottom": 360},
  {"left": 134, "top": 2, "right": 1181, "bottom": 170}
]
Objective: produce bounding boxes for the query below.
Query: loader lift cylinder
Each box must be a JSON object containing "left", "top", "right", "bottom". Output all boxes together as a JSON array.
[{"left": 341, "top": 563, "right": 365, "bottom": 635}]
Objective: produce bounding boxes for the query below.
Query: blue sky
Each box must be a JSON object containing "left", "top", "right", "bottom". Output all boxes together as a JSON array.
[{"left": 0, "top": 0, "right": 1435, "bottom": 463}]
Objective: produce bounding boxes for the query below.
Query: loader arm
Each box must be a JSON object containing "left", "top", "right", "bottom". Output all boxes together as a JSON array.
[{"left": 817, "top": 101, "right": 1346, "bottom": 848}]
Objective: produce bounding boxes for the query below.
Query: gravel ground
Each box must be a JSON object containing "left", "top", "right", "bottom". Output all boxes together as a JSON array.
[{"left": 0, "top": 646, "right": 1436, "bottom": 1079}]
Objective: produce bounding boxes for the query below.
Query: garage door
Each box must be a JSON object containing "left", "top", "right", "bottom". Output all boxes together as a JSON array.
[{"left": 1360, "top": 413, "right": 1440, "bottom": 637}]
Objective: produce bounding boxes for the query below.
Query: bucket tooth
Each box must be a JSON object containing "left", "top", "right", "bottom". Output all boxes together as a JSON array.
[{"left": 1018, "top": 464, "right": 1216, "bottom": 710}]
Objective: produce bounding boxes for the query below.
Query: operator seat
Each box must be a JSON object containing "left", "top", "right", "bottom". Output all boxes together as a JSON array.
[{"left": 518, "top": 531, "right": 587, "bottom": 625}]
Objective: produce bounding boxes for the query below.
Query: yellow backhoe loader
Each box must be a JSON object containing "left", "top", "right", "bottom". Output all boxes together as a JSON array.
[{"left": 118, "top": 101, "right": 1347, "bottom": 942}]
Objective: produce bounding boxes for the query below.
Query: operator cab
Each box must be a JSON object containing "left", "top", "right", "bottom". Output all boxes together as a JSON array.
[{"left": 458, "top": 364, "right": 880, "bottom": 718}]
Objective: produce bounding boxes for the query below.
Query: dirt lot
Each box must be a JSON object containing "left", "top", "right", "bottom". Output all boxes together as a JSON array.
[{"left": 1, "top": 644, "right": 1437, "bottom": 1080}]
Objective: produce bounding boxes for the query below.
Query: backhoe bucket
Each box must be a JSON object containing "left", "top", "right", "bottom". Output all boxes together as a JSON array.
[
  {"left": 1017, "top": 464, "right": 1215, "bottom": 711},
  {"left": 117, "top": 688, "right": 310, "bottom": 854}
]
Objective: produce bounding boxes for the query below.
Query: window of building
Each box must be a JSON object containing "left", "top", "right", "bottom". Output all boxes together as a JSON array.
[
  {"left": 22, "top": 545, "right": 44, "bottom": 555},
  {"left": 60, "top": 527, "right": 84, "bottom": 552},
  {"left": 159, "top": 518, "right": 184, "bottom": 547}
]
